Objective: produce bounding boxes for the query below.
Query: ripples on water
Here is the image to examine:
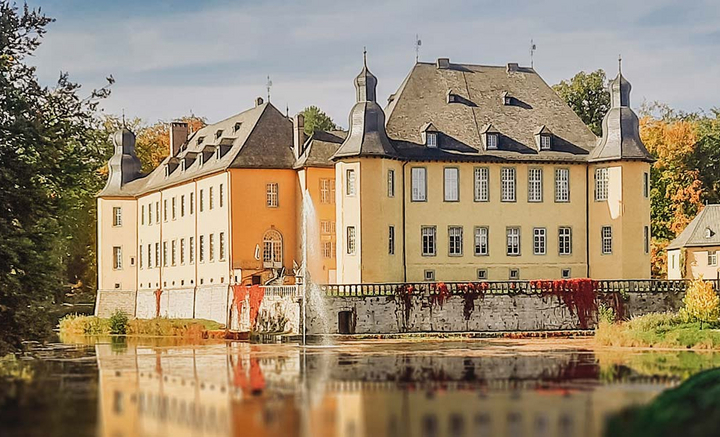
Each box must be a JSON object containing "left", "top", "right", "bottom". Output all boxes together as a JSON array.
[{"left": 1, "top": 337, "right": 719, "bottom": 437}]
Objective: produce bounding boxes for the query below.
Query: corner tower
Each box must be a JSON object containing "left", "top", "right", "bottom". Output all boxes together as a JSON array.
[
  {"left": 333, "top": 51, "right": 403, "bottom": 283},
  {"left": 588, "top": 60, "right": 654, "bottom": 279}
]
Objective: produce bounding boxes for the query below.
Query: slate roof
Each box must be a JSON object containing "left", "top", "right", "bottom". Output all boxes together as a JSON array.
[
  {"left": 294, "top": 130, "right": 347, "bottom": 169},
  {"left": 383, "top": 61, "right": 599, "bottom": 162},
  {"left": 99, "top": 102, "right": 294, "bottom": 197},
  {"left": 667, "top": 205, "right": 720, "bottom": 250}
]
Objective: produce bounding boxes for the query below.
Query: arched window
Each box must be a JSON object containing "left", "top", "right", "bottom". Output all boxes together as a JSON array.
[{"left": 263, "top": 230, "right": 283, "bottom": 268}]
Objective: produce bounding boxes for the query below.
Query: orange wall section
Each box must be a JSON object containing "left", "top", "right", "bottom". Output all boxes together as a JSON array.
[{"left": 229, "top": 168, "right": 298, "bottom": 283}]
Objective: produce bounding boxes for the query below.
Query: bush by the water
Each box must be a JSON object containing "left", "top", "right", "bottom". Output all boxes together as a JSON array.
[
  {"left": 596, "top": 312, "right": 720, "bottom": 349},
  {"left": 680, "top": 277, "right": 720, "bottom": 327},
  {"left": 58, "top": 314, "right": 222, "bottom": 337}
]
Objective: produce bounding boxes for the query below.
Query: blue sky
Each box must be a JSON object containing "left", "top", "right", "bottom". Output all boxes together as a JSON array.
[{"left": 29, "top": 0, "right": 720, "bottom": 127}]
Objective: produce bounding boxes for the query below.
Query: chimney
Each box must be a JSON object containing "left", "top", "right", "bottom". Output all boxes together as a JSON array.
[
  {"left": 255, "top": 97, "right": 264, "bottom": 107},
  {"left": 436, "top": 58, "right": 450, "bottom": 69},
  {"left": 169, "top": 122, "right": 189, "bottom": 156},
  {"left": 506, "top": 63, "right": 519, "bottom": 73},
  {"left": 293, "top": 114, "right": 306, "bottom": 159}
]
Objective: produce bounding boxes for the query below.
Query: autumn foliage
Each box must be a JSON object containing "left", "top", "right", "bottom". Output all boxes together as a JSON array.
[{"left": 682, "top": 278, "right": 720, "bottom": 328}]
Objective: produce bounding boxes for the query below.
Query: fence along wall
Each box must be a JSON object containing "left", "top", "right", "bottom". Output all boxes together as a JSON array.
[{"left": 307, "top": 280, "right": 690, "bottom": 335}]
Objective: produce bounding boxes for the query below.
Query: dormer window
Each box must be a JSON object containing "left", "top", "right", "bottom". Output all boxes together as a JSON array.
[
  {"left": 420, "top": 122, "right": 439, "bottom": 148},
  {"left": 487, "top": 134, "right": 499, "bottom": 150},
  {"left": 181, "top": 160, "right": 186, "bottom": 171},
  {"left": 534, "top": 126, "right": 553, "bottom": 151},
  {"left": 198, "top": 136, "right": 205, "bottom": 145},
  {"left": 427, "top": 132, "right": 438, "bottom": 148},
  {"left": 540, "top": 135, "right": 552, "bottom": 150},
  {"left": 706, "top": 227, "right": 715, "bottom": 239},
  {"left": 233, "top": 122, "right": 242, "bottom": 133},
  {"left": 215, "top": 130, "right": 223, "bottom": 140}
]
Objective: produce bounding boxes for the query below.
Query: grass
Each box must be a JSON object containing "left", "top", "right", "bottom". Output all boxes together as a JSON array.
[
  {"left": 596, "top": 312, "right": 720, "bottom": 349},
  {"left": 58, "top": 314, "right": 223, "bottom": 337}
]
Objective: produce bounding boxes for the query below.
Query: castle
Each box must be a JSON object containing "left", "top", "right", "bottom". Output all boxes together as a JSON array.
[{"left": 96, "top": 56, "right": 653, "bottom": 320}]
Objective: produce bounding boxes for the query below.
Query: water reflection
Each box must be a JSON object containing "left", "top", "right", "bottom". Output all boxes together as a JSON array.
[{"left": 4, "top": 338, "right": 719, "bottom": 437}]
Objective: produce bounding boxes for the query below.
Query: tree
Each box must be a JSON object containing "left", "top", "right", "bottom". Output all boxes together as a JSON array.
[
  {"left": 552, "top": 70, "right": 610, "bottom": 136},
  {"left": 690, "top": 109, "right": 720, "bottom": 204},
  {"left": 0, "top": 3, "right": 112, "bottom": 353},
  {"left": 135, "top": 116, "right": 206, "bottom": 173},
  {"left": 300, "top": 106, "right": 338, "bottom": 136}
]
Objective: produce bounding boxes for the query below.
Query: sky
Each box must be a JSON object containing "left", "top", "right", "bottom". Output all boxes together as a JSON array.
[{"left": 27, "top": 0, "right": 720, "bottom": 128}]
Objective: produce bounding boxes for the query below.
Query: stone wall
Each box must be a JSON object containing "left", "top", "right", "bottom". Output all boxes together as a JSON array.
[
  {"left": 95, "top": 290, "right": 137, "bottom": 318},
  {"left": 230, "top": 293, "right": 301, "bottom": 334},
  {"left": 306, "top": 292, "right": 686, "bottom": 335}
]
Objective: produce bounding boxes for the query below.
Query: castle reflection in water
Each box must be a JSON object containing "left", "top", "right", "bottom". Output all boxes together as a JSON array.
[{"left": 95, "top": 339, "right": 675, "bottom": 437}]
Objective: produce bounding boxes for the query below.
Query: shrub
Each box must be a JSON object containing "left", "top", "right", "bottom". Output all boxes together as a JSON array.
[
  {"left": 598, "top": 303, "right": 616, "bottom": 324},
  {"left": 108, "top": 310, "right": 129, "bottom": 335},
  {"left": 682, "top": 278, "right": 720, "bottom": 328},
  {"left": 58, "top": 314, "right": 110, "bottom": 335}
]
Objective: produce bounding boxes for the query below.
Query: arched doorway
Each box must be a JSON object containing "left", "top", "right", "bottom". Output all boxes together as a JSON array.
[{"left": 262, "top": 229, "right": 283, "bottom": 269}]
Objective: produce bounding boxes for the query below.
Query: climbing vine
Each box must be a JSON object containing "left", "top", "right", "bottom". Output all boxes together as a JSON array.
[
  {"left": 154, "top": 288, "right": 163, "bottom": 317},
  {"left": 428, "top": 282, "right": 451, "bottom": 308},
  {"left": 457, "top": 282, "right": 489, "bottom": 320},
  {"left": 232, "top": 285, "right": 266, "bottom": 330},
  {"left": 394, "top": 284, "right": 416, "bottom": 330}
]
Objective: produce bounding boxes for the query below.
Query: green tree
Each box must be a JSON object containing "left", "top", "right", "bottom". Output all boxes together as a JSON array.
[
  {"left": 690, "top": 109, "right": 720, "bottom": 204},
  {"left": 552, "top": 70, "right": 610, "bottom": 136},
  {"left": 300, "top": 106, "right": 338, "bottom": 136},
  {"left": 0, "top": 2, "right": 112, "bottom": 353}
]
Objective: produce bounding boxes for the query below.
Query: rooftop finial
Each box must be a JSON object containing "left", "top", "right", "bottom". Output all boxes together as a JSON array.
[
  {"left": 121, "top": 108, "right": 126, "bottom": 127},
  {"left": 618, "top": 54, "right": 622, "bottom": 75},
  {"left": 363, "top": 47, "right": 367, "bottom": 67}
]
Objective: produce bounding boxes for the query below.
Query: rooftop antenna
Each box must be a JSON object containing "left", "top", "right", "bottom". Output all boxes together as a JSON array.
[
  {"left": 266, "top": 75, "right": 273, "bottom": 102},
  {"left": 363, "top": 46, "right": 367, "bottom": 67},
  {"left": 530, "top": 39, "right": 537, "bottom": 68},
  {"left": 618, "top": 54, "right": 622, "bottom": 75},
  {"left": 415, "top": 34, "right": 422, "bottom": 63},
  {"left": 121, "top": 108, "right": 126, "bottom": 127}
]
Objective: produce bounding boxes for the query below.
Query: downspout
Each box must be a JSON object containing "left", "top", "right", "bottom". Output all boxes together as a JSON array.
[
  {"left": 158, "top": 191, "right": 164, "bottom": 316},
  {"left": 225, "top": 171, "right": 232, "bottom": 330},
  {"left": 402, "top": 161, "right": 408, "bottom": 282},
  {"left": 585, "top": 165, "right": 590, "bottom": 278},
  {"left": 193, "top": 180, "right": 198, "bottom": 319}
]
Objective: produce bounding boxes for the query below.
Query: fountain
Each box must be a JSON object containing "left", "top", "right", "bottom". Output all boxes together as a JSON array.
[{"left": 300, "top": 189, "right": 332, "bottom": 346}]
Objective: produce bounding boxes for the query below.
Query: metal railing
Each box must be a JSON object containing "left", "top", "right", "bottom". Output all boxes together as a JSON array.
[
  {"left": 318, "top": 279, "right": 703, "bottom": 298},
  {"left": 263, "top": 285, "right": 299, "bottom": 298}
]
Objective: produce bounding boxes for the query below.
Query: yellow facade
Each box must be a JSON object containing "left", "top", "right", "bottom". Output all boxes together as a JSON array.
[{"left": 298, "top": 167, "right": 338, "bottom": 283}]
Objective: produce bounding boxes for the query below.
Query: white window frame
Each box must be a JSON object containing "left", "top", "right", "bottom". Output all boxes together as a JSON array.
[
  {"left": 533, "top": 227, "right": 546, "bottom": 255},
  {"left": 426, "top": 132, "right": 438, "bottom": 148},
  {"left": 181, "top": 195, "right": 185, "bottom": 217},
  {"left": 644, "top": 226, "right": 650, "bottom": 255},
  {"left": 209, "top": 233, "right": 215, "bottom": 262},
  {"left": 474, "top": 167, "right": 489, "bottom": 202},
  {"left": 346, "top": 226, "right": 356, "bottom": 255},
  {"left": 266, "top": 183, "right": 279, "bottom": 207},
  {"left": 643, "top": 172, "right": 649, "bottom": 198},
  {"left": 506, "top": 227, "right": 520, "bottom": 256},
  {"left": 477, "top": 269, "right": 488, "bottom": 280},
  {"left": 540, "top": 134, "right": 552, "bottom": 150},
  {"left": 180, "top": 238, "right": 186, "bottom": 265},
  {"left": 555, "top": 168, "right": 570, "bottom": 202},
  {"left": 155, "top": 242, "right": 160, "bottom": 267},
  {"left": 199, "top": 190, "right": 204, "bottom": 212},
  {"left": 148, "top": 204, "right": 153, "bottom": 225},
  {"left": 501, "top": 167, "right": 516, "bottom": 202},
  {"left": 559, "top": 227, "right": 572, "bottom": 255},
  {"left": 171, "top": 240, "right": 177, "bottom": 266},
  {"left": 189, "top": 237, "right": 195, "bottom": 264},
  {"left": 346, "top": 169, "right": 356, "bottom": 196},
  {"left": 163, "top": 199, "right": 168, "bottom": 221},
  {"left": 163, "top": 241, "right": 168, "bottom": 267},
  {"left": 710, "top": 251, "right": 718, "bottom": 266},
  {"left": 209, "top": 186, "right": 214, "bottom": 210},
  {"left": 528, "top": 168, "right": 543, "bottom": 202},
  {"left": 387, "top": 169, "right": 395, "bottom": 197},
  {"left": 424, "top": 270, "right": 435, "bottom": 281},
  {"left": 147, "top": 243, "right": 152, "bottom": 268},
  {"left": 141, "top": 205, "right": 145, "bottom": 225},
  {"left": 219, "top": 184, "right": 224, "bottom": 208},
  {"left": 388, "top": 225, "right": 395, "bottom": 255},
  {"left": 199, "top": 235, "right": 205, "bottom": 263},
  {"left": 509, "top": 268, "right": 520, "bottom": 280},
  {"left": 444, "top": 167, "right": 459, "bottom": 202},
  {"left": 190, "top": 192, "right": 194, "bottom": 214},
  {"left": 595, "top": 168, "right": 609, "bottom": 201},
  {"left": 411, "top": 167, "right": 427, "bottom": 202},
  {"left": 172, "top": 197, "right": 177, "bottom": 220},
  {"left": 421, "top": 226, "right": 437, "bottom": 256},
  {"left": 474, "top": 227, "right": 489, "bottom": 256},
  {"left": 487, "top": 133, "right": 499, "bottom": 150},
  {"left": 448, "top": 226, "right": 463, "bottom": 256},
  {"left": 113, "top": 246, "right": 122, "bottom": 270},
  {"left": 113, "top": 207, "right": 122, "bottom": 227},
  {"left": 219, "top": 232, "right": 226, "bottom": 261},
  {"left": 601, "top": 226, "right": 613, "bottom": 254},
  {"left": 320, "top": 178, "right": 334, "bottom": 204}
]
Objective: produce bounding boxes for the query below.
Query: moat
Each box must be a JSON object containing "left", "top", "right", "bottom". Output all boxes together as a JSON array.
[{"left": 3, "top": 337, "right": 720, "bottom": 437}]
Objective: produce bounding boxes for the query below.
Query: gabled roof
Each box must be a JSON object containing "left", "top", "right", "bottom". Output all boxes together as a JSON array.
[
  {"left": 384, "top": 61, "right": 598, "bottom": 162},
  {"left": 294, "top": 130, "right": 347, "bottom": 168},
  {"left": 667, "top": 205, "right": 720, "bottom": 249}
]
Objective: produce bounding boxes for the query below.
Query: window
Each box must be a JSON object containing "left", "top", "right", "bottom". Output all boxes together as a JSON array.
[
  {"left": 209, "top": 186, "right": 214, "bottom": 210},
  {"left": 559, "top": 227, "right": 572, "bottom": 255},
  {"left": 147, "top": 244, "right": 152, "bottom": 268},
  {"left": 155, "top": 202, "right": 160, "bottom": 223},
  {"left": 421, "top": 226, "right": 437, "bottom": 256},
  {"left": 234, "top": 122, "right": 242, "bottom": 133},
  {"left": 266, "top": 183, "right": 279, "bottom": 207},
  {"left": 562, "top": 268, "right": 571, "bottom": 279},
  {"left": 601, "top": 226, "right": 612, "bottom": 254},
  {"left": 113, "top": 207, "right": 122, "bottom": 226},
  {"left": 199, "top": 235, "right": 205, "bottom": 262},
  {"left": 189, "top": 237, "right": 195, "bottom": 264},
  {"left": 219, "top": 184, "right": 224, "bottom": 208},
  {"left": 706, "top": 228, "right": 715, "bottom": 239},
  {"left": 346, "top": 170, "right": 356, "bottom": 196},
  {"left": 113, "top": 246, "right": 122, "bottom": 269},
  {"left": 533, "top": 228, "right": 546, "bottom": 255},
  {"left": 387, "top": 170, "right": 395, "bottom": 197},
  {"left": 444, "top": 168, "right": 459, "bottom": 202},
  {"left": 595, "top": 168, "right": 609, "bottom": 201},
  {"left": 644, "top": 226, "right": 650, "bottom": 254},
  {"left": 171, "top": 240, "right": 177, "bottom": 266},
  {"left": 180, "top": 238, "right": 186, "bottom": 264},
  {"left": 477, "top": 269, "right": 487, "bottom": 280},
  {"left": 474, "top": 227, "right": 489, "bottom": 256},
  {"left": 148, "top": 204, "right": 153, "bottom": 225},
  {"left": 163, "top": 241, "right": 168, "bottom": 267},
  {"left": 155, "top": 243, "right": 160, "bottom": 267},
  {"left": 411, "top": 167, "right": 427, "bottom": 201},
  {"left": 555, "top": 168, "right": 570, "bottom": 202},
  {"left": 141, "top": 205, "right": 145, "bottom": 225},
  {"left": 172, "top": 197, "right": 177, "bottom": 220},
  {"left": 424, "top": 270, "right": 435, "bottom": 281},
  {"left": 320, "top": 179, "right": 335, "bottom": 204},
  {"left": 528, "top": 168, "right": 543, "bottom": 202},
  {"left": 643, "top": 172, "right": 649, "bottom": 198},
  {"left": 474, "top": 167, "right": 489, "bottom": 202},
  {"left": 426, "top": 132, "right": 438, "bottom": 148},
  {"left": 190, "top": 192, "right": 194, "bottom": 214},
  {"left": 487, "top": 133, "right": 499, "bottom": 149},
  {"left": 449, "top": 226, "right": 463, "bottom": 256},
  {"left": 346, "top": 227, "right": 356, "bottom": 255},
  {"left": 215, "top": 129, "right": 223, "bottom": 140},
  {"left": 209, "top": 233, "right": 215, "bottom": 262},
  {"left": 501, "top": 167, "right": 516, "bottom": 202},
  {"left": 219, "top": 232, "right": 225, "bottom": 261},
  {"left": 709, "top": 251, "right": 718, "bottom": 267},
  {"left": 163, "top": 200, "right": 168, "bottom": 221},
  {"left": 388, "top": 226, "right": 395, "bottom": 255},
  {"left": 509, "top": 268, "right": 520, "bottom": 280},
  {"left": 322, "top": 241, "right": 335, "bottom": 259},
  {"left": 320, "top": 220, "right": 335, "bottom": 234},
  {"left": 199, "top": 189, "right": 204, "bottom": 212},
  {"left": 540, "top": 135, "right": 552, "bottom": 150},
  {"left": 506, "top": 227, "right": 520, "bottom": 256},
  {"left": 263, "top": 230, "right": 283, "bottom": 267},
  {"left": 180, "top": 195, "right": 185, "bottom": 217}
]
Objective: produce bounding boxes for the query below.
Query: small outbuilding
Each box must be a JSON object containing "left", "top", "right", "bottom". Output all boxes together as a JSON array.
[{"left": 667, "top": 205, "right": 720, "bottom": 279}]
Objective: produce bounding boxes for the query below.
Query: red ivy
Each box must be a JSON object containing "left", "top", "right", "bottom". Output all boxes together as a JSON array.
[
  {"left": 429, "top": 282, "right": 451, "bottom": 308},
  {"left": 232, "top": 285, "right": 266, "bottom": 330},
  {"left": 531, "top": 279, "right": 599, "bottom": 329},
  {"left": 154, "top": 288, "right": 163, "bottom": 317}
]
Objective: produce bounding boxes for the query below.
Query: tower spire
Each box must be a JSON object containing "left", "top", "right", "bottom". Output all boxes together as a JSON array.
[
  {"left": 618, "top": 54, "right": 622, "bottom": 75},
  {"left": 363, "top": 46, "right": 367, "bottom": 67}
]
